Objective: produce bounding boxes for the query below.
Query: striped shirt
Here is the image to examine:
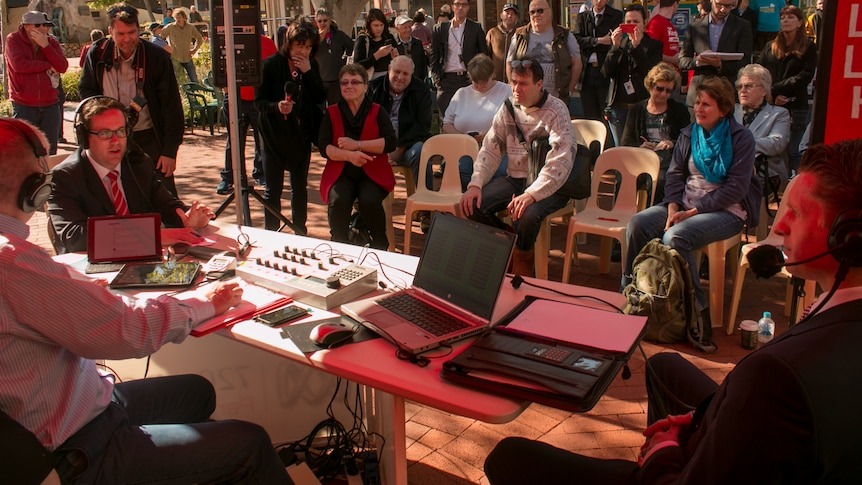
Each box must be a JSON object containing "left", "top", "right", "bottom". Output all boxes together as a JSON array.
[{"left": 0, "top": 214, "right": 214, "bottom": 450}]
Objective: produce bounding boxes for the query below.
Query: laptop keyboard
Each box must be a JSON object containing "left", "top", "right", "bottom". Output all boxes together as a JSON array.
[
  {"left": 378, "top": 293, "right": 470, "bottom": 336},
  {"left": 85, "top": 262, "right": 125, "bottom": 274}
]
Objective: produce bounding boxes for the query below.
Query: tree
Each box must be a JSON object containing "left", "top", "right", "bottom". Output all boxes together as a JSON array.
[
  {"left": 86, "top": 0, "right": 157, "bottom": 23},
  {"left": 316, "top": 1, "right": 365, "bottom": 36}
]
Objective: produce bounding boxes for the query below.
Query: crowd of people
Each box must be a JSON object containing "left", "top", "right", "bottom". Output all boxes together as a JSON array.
[{"left": 2, "top": 1, "right": 849, "bottom": 482}]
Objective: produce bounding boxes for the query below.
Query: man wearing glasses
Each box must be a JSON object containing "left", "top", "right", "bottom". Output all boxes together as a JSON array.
[
  {"left": 680, "top": 0, "right": 753, "bottom": 114},
  {"left": 430, "top": 0, "right": 488, "bottom": 115},
  {"left": 80, "top": 3, "right": 185, "bottom": 198},
  {"left": 3, "top": 11, "right": 69, "bottom": 155},
  {"left": 48, "top": 97, "right": 213, "bottom": 254},
  {"left": 460, "top": 57, "right": 574, "bottom": 277},
  {"left": 508, "top": 0, "right": 582, "bottom": 107}
]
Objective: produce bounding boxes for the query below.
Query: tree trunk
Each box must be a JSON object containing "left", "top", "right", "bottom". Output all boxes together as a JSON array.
[
  {"left": 317, "top": 0, "right": 364, "bottom": 38},
  {"left": 141, "top": 0, "right": 157, "bottom": 22}
]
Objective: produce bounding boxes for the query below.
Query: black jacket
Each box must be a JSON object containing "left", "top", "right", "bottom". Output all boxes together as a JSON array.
[
  {"left": 47, "top": 146, "right": 185, "bottom": 254},
  {"left": 395, "top": 36, "right": 429, "bottom": 82},
  {"left": 369, "top": 75, "right": 432, "bottom": 148},
  {"left": 759, "top": 40, "right": 817, "bottom": 112},
  {"left": 429, "top": 19, "right": 488, "bottom": 85},
  {"left": 573, "top": 6, "right": 624, "bottom": 78},
  {"left": 254, "top": 53, "right": 326, "bottom": 160},
  {"left": 602, "top": 33, "right": 663, "bottom": 107},
  {"left": 79, "top": 38, "right": 185, "bottom": 160},
  {"left": 621, "top": 98, "right": 691, "bottom": 148},
  {"left": 315, "top": 27, "right": 354, "bottom": 83}
]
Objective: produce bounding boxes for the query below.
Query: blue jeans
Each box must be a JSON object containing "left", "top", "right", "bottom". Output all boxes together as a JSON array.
[
  {"left": 13, "top": 102, "right": 62, "bottom": 155},
  {"left": 53, "top": 375, "right": 291, "bottom": 484},
  {"left": 396, "top": 141, "right": 428, "bottom": 189},
  {"left": 180, "top": 60, "right": 199, "bottom": 84},
  {"left": 466, "top": 176, "right": 570, "bottom": 251},
  {"left": 623, "top": 205, "right": 744, "bottom": 311},
  {"left": 459, "top": 154, "right": 508, "bottom": 192}
]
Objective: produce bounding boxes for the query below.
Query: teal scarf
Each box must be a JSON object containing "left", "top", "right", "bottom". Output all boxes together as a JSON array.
[{"left": 692, "top": 117, "right": 733, "bottom": 184}]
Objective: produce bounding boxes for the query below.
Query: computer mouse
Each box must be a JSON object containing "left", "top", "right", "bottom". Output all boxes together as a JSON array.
[{"left": 309, "top": 321, "right": 355, "bottom": 348}]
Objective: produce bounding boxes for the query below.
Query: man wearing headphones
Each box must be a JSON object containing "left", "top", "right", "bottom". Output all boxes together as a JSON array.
[
  {"left": 48, "top": 97, "right": 213, "bottom": 254},
  {"left": 79, "top": 2, "right": 184, "bottom": 197},
  {"left": 484, "top": 139, "right": 862, "bottom": 483},
  {"left": 0, "top": 118, "right": 293, "bottom": 484}
]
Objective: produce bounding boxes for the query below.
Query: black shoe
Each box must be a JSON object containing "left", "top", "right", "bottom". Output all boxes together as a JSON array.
[
  {"left": 433, "top": 161, "right": 446, "bottom": 178},
  {"left": 216, "top": 180, "right": 233, "bottom": 195},
  {"left": 689, "top": 310, "right": 717, "bottom": 354},
  {"left": 419, "top": 212, "right": 432, "bottom": 233},
  {"left": 611, "top": 241, "right": 621, "bottom": 262},
  {"left": 255, "top": 178, "right": 267, "bottom": 188}
]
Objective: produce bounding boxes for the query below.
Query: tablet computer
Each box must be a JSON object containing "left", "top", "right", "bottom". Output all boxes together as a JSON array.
[
  {"left": 109, "top": 261, "right": 202, "bottom": 290},
  {"left": 87, "top": 214, "right": 162, "bottom": 263}
]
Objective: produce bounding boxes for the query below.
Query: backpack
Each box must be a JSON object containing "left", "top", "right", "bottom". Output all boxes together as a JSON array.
[{"left": 622, "top": 238, "right": 712, "bottom": 350}]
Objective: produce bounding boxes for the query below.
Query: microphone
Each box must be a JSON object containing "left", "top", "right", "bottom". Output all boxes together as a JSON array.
[
  {"left": 283, "top": 81, "right": 295, "bottom": 121},
  {"left": 747, "top": 244, "right": 841, "bottom": 279}
]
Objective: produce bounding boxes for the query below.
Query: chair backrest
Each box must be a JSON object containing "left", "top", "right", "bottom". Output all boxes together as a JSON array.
[
  {"left": 757, "top": 176, "right": 797, "bottom": 247},
  {"left": 417, "top": 134, "right": 479, "bottom": 196},
  {"left": 587, "top": 147, "right": 660, "bottom": 214},
  {"left": 571, "top": 119, "right": 607, "bottom": 156}
]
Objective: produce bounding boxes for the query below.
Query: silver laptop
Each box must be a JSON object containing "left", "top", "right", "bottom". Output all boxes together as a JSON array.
[{"left": 341, "top": 213, "right": 516, "bottom": 354}]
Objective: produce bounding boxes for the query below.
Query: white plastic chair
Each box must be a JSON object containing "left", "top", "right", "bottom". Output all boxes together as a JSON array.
[
  {"left": 403, "top": 134, "right": 478, "bottom": 255},
  {"left": 725, "top": 179, "right": 817, "bottom": 334},
  {"left": 570, "top": 119, "right": 608, "bottom": 244},
  {"left": 561, "top": 147, "right": 660, "bottom": 282}
]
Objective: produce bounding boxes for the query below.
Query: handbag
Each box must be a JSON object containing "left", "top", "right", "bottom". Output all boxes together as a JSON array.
[{"left": 504, "top": 100, "right": 590, "bottom": 200}]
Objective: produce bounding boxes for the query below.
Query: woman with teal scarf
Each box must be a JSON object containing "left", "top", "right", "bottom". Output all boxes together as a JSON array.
[{"left": 623, "top": 76, "right": 763, "bottom": 351}]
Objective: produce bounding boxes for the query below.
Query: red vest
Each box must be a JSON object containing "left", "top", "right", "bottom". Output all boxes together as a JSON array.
[{"left": 319, "top": 103, "right": 396, "bottom": 203}]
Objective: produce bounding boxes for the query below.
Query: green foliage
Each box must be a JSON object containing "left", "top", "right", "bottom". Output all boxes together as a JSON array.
[
  {"left": 62, "top": 71, "right": 83, "bottom": 102},
  {"left": 0, "top": 99, "right": 12, "bottom": 117},
  {"left": 86, "top": 0, "right": 115, "bottom": 10}
]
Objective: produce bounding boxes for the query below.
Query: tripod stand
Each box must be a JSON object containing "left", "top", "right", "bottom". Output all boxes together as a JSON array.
[{"left": 213, "top": 95, "right": 301, "bottom": 234}]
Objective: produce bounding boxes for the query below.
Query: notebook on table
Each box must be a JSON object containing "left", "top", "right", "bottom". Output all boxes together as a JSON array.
[
  {"left": 86, "top": 214, "right": 162, "bottom": 273},
  {"left": 341, "top": 213, "right": 516, "bottom": 354}
]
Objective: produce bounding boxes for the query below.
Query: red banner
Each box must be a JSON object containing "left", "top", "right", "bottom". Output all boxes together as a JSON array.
[{"left": 823, "top": 1, "right": 862, "bottom": 144}]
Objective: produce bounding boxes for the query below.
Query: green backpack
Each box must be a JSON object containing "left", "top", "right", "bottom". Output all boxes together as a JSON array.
[{"left": 622, "top": 239, "right": 712, "bottom": 349}]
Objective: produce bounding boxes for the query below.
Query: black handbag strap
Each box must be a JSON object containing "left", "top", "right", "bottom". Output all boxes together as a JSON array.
[{"left": 504, "top": 99, "right": 527, "bottom": 146}]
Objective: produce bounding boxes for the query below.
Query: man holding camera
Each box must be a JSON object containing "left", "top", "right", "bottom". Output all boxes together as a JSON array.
[{"left": 80, "top": 3, "right": 185, "bottom": 197}]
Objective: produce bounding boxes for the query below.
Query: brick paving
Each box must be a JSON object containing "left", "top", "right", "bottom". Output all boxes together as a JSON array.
[{"left": 28, "top": 102, "right": 797, "bottom": 484}]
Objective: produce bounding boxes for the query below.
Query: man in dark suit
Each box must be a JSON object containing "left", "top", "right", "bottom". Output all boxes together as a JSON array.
[
  {"left": 573, "top": 0, "right": 623, "bottom": 120},
  {"left": 679, "top": 0, "right": 752, "bottom": 112},
  {"left": 484, "top": 139, "right": 862, "bottom": 483},
  {"left": 48, "top": 97, "right": 213, "bottom": 254},
  {"left": 429, "top": 0, "right": 488, "bottom": 115}
]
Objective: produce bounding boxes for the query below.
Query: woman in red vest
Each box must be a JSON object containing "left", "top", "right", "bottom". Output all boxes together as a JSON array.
[{"left": 318, "top": 64, "right": 397, "bottom": 249}]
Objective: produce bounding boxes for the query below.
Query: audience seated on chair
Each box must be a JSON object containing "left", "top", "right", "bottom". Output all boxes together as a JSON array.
[
  {"left": 622, "top": 76, "right": 762, "bottom": 345},
  {"left": 0, "top": 117, "right": 292, "bottom": 485},
  {"left": 47, "top": 97, "right": 214, "bottom": 254},
  {"left": 460, "top": 56, "right": 575, "bottom": 277}
]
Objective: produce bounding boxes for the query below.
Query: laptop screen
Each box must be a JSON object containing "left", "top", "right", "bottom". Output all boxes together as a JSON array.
[
  {"left": 87, "top": 214, "right": 162, "bottom": 263},
  {"left": 413, "top": 213, "right": 516, "bottom": 320}
]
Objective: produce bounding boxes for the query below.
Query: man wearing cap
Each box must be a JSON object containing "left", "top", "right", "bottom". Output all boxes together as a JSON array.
[
  {"left": 80, "top": 3, "right": 185, "bottom": 197},
  {"left": 430, "top": 0, "right": 488, "bottom": 115},
  {"left": 4, "top": 11, "right": 69, "bottom": 154},
  {"left": 148, "top": 22, "right": 172, "bottom": 54},
  {"left": 487, "top": 4, "right": 521, "bottom": 83},
  {"left": 508, "top": 0, "right": 581, "bottom": 106},
  {"left": 394, "top": 15, "right": 428, "bottom": 82}
]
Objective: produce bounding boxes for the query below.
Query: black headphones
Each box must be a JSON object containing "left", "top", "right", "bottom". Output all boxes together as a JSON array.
[
  {"left": 1, "top": 119, "right": 54, "bottom": 213},
  {"left": 828, "top": 208, "right": 862, "bottom": 267},
  {"left": 73, "top": 95, "right": 130, "bottom": 150}
]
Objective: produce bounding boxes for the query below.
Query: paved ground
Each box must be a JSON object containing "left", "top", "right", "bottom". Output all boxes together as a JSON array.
[{"left": 29, "top": 104, "right": 798, "bottom": 484}]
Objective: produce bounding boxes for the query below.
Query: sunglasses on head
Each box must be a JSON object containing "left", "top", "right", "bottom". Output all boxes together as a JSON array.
[{"left": 510, "top": 59, "right": 534, "bottom": 69}]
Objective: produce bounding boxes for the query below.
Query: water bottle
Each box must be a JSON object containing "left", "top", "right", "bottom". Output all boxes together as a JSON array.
[{"left": 758, "top": 311, "right": 775, "bottom": 344}]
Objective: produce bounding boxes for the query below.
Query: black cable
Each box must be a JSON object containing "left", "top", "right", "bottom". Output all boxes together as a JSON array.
[{"left": 509, "top": 274, "right": 624, "bottom": 313}]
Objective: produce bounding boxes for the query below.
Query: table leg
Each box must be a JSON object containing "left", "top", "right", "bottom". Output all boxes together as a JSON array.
[{"left": 365, "top": 388, "right": 407, "bottom": 485}]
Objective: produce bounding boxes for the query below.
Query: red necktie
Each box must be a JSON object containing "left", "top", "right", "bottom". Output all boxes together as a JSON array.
[{"left": 107, "top": 171, "right": 130, "bottom": 216}]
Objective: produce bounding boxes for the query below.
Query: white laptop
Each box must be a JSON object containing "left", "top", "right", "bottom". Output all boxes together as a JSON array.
[{"left": 341, "top": 213, "right": 516, "bottom": 354}]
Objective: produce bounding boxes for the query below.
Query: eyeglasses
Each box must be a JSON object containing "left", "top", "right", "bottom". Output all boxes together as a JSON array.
[
  {"left": 35, "top": 23, "right": 53, "bottom": 27},
  {"left": 452, "top": 2, "right": 470, "bottom": 7},
  {"left": 166, "top": 242, "right": 190, "bottom": 262},
  {"left": 107, "top": 5, "right": 137, "bottom": 18},
  {"left": 340, "top": 80, "right": 365, "bottom": 86},
  {"left": 510, "top": 59, "right": 534, "bottom": 69},
  {"left": 713, "top": 2, "right": 735, "bottom": 10},
  {"left": 529, "top": 8, "right": 546, "bottom": 15},
  {"left": 736, "top": 83, "right": 763, "bottom": 91},
  {"left": 652, "top": 85, "right": 673, "bottom": 93},
  {"left": 89, "top": 128, "right": 129, "bottom": 140}
]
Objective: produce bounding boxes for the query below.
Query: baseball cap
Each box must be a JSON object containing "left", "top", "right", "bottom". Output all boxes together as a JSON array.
[
  {"left": 503, "top": 4, "right": 519, "bottom": 14},
  {"left": 395, "top": 15, "right": 413, "bottom": 26},
  {"left": 148, "top": 22, "right": 162, "bottom": 31},
  {"left": 22, "top": 11, "right": 54, "bottom": 26}
]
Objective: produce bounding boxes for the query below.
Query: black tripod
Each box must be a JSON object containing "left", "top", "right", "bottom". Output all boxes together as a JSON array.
[{"left": 213, "top": 97, "right": 300, "bottom": 234}]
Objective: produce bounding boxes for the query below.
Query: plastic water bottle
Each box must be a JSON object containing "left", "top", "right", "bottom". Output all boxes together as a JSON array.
[{"left": 758, "top": 311, "right": 775, "bottom": 344}]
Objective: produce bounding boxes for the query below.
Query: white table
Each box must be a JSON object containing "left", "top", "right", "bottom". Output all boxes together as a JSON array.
[{"left": 201, "top": 221, "right": 627, "bottom": 485}]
